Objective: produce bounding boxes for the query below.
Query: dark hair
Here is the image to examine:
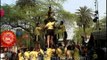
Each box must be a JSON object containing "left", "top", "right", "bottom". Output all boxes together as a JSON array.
[
  {"left": 67, "top": 45, "right": 75, "bottom": 50},
  {"left": 48, "top": 17, "right": 55, "bottom": 22},
  {"left": 60, "top": 21, "right": 64, "bottom": 25},
  {"left": 29, "top": 47, "right": 34, "bottom": 51},
  {"left": 58, "top": 43, "right": 62, "bottom": 47},
  {"left": 36, "top": 22, "right": 40, "bottom": 27}
]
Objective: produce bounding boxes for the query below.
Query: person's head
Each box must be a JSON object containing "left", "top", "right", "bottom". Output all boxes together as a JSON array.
[
  {"left": 25, "top": 48, "right": 28, "bottom": 51},
  {"left": 48, "top": 17, "right": 55, "bottom": 22},
  {"left": 30, "top": 47, "right": 34, "bottom": 51},
  {"left": 19, "top": 49, "right": 24, "bottom": 53},
  {"left": 60, "top": 21, "right": 64, "bottom": 25},
  {"left": 34, "top": 41, "right": 41, "bottom": 51},
  {"left": 45, "top": 15, "right": 48, "bottom": 18},
  {"left": 36, "top": 22, "right": 40, "bottom": 27},
  {"left": 1, "top": 49, "right": 3, "bottom": 53},
  {"left": 56, "top": 43, "right": 62, "bottom": 48}
]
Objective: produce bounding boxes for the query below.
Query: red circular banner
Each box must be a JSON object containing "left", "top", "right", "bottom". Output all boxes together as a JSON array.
[{"left": 1, "top": 30, "right": 16, "bottom": 47}]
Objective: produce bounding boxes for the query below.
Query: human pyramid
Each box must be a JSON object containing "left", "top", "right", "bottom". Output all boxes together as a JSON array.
[
  {"left": 18, "top": 7, "right": 80, "bottom": 60},
  {"left": 18, "top": 20, "right": 79, "bottom": 60}
]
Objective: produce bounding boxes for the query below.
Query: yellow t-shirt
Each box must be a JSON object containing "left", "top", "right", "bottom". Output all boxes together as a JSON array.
[
  {"left": 34, "top": 27, "right": 42, "bottom": 35},
  {"left": 45, "top": 48, "right": 55, "bottom": 60},
  {"left": 56, "top": 48, "right": 63, "bottom": 57},
  {"left": 46, "top": 48, "right": 53, "bottom": 57},
  {"left": 59, "top": 25, "right": 66, "bottom": 32},
  {"left": 29, "top": 51, "right": 38, "bottom": 60},
  {"left": 18, "top": 53, "right": 24, "bottom": 60},
  {"left": 46, "top": 22, "right": 55, "bottom": 29},
  {"left": 24, "top": 51, "right": 30, "bottom": 60},
  {"left": 39, "top": 49, "right": 44, "bottom": 55},
  {"left": 58, "top": 25, "right": 66, "bottom": 38},
  {"left": 29, "top": 49, "right": 44, "bottom": 60}
]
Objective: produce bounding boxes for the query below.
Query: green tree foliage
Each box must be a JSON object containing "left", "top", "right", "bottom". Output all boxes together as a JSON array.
[
  {"left": 16, "top": 0, "right": 36, "bottom": 8},
  {"left": 73, "top": 6, "right": 94, "bottom": 44},
  {"left": 75, "top": 6, "right": 93, "bottom": 37},
  {"left": 1, "top": 5, "right": 16, "bottom": 22},
  {"left": 58, "top": 10, "right": 76, "bottom": 22}
]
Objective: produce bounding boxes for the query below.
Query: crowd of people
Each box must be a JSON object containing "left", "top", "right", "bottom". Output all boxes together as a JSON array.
[
  {"left": 1, "top": 39, "right": 106, "bottom": 60},
  {"left": 0, "top": 41, "right": 83, "bottom": 60}
]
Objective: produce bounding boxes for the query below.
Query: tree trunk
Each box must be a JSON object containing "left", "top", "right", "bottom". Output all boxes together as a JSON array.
[{"left": 83, "top": 24, "right": 86, "bottom": 40}]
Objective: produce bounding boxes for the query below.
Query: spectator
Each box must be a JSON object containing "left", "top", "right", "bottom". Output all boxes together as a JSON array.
[
  {"left": 0, "top": 50, "right": 6, "bottom": 60},
  {"left": 5, "top": 50, "right": 12, "bottom": 60}
]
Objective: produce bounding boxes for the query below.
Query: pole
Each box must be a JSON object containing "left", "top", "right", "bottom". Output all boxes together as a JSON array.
[
  {"left": 94, "top": 0, "right": 101, "bottom": 48},
  {"left": 95, "top": 0, "right": 100, "bottom": 30}
]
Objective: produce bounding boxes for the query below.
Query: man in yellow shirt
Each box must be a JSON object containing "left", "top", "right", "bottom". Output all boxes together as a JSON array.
[
  {"left": 56, "top": 43, "right": 63, "bottom": 58},
  {"left": 18, "top": 50, "right": 24, "bottom": 60},
  {"left": 34, "top": 23, "right": 45, "bottom": 50},
  {"left": 58, "top": 21, "right": 67, "bottom": 46},
  {"left": 45, "top": 48, "right": 55, "bottom": 60},
  {"left": 29, "top": 42, "right": 44, "bottom": 60},
  {"left": 45, "top": 20, "right": 55, "bottom": 48},
  {"left": 29, "top": 49, "right": 38, "bottom": 60},
  {"left": 24, "top": 49, "right": 30, "bottom": 60},
  {"left": 34, "top": 22, "right": 42, "bottom": 41}
]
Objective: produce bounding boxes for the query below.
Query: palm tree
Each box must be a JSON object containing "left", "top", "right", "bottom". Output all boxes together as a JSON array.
[{"left": 76, "top": 6, "right": 93, "bottom": 40}]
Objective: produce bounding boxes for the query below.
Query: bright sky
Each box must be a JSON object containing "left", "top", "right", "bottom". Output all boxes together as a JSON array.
[
  {"left": 63, "top": 0, "right": 106, "bottom": 19},
  {"left": 1, "top": 0, "right": 106, "bottom": 39}
]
